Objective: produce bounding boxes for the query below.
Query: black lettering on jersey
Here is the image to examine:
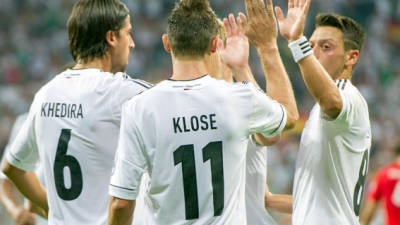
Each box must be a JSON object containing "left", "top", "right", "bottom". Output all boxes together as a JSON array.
[
  {"left": 200, "top": 115, "right": 208, "bottom": 130},
  {"left": 191, "top": 116, "right": 199, "bottom": 131},
  {"left": 77, "top": 105, "right": 83, "bottom": 118},
  {"left": 48, "top": 102, "right": 55, "bottom": 117},
  {"left": 182, "top": 118, "right": 190, "bottom": 132},
  {"left": 71, "top": 104, "right": 76, "bottom": 118},
  {"left": 55, "top": 103, "right": 61, "bottom": 117},
  {"left": 173, "top": 114, "right": 218, "bottom": 133},
  {"left": 61, "top": 104, "right": 67, "bottom": 117},
  {"left": 41, "top": 103, "right": 48, "bottom": 116},
  {"left": 210, "top": 114, "right": 217, "bottom": 130},
  {"left": 173, "top": 117, "right": 182, "bottom": 133},
  {"left": 41, "top": 102, "right": 84, "bottom": 119}
]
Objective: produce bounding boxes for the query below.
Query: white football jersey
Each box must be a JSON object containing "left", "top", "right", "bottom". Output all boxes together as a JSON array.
[
  {"left": 245, "top": 137, "right": 277, "bottom": 225},
  {"left": 6, "top": 69, "right": 150, "bottom": 225},
  {"left": 292, "top": 79, "right": 371, "bottom": 225},
  {"left": 110, "top": 75, "right": 287, "bottom": 225}
]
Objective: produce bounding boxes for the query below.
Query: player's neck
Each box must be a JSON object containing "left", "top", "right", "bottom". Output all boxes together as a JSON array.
[
  {"left": 333, "top": 67, "right": 352, "bottom": 81},
  {"left": 73, "top": 57, "right": 112, "bottom": 73},
  {"left": 170, "top": 58, "right": 209, "bottom": 81},
  {"left": 396, "top": 157, "right": 400, "bottom": 165}
]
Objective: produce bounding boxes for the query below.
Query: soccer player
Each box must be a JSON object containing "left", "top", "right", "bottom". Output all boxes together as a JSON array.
[
  {"left": 107, "top": 0, "right": 298, "bottom": 224},
  {"left": 206, "top": 1, "right": 294, "bottom": 224},
  {"left": 242, "top": 1, "right": 296, "bottom": 224},
  {"left": 274, "top": 0, "right": 372, "bottom": 224},
  {"left": 2, "top": 0, "right": 151, "bottom": 224},
  {"left": 360, "top": 145, "right": 400, "bottom": 225},
  {"left": 0, "top": 113, "right": 47, "bottom": 225}
]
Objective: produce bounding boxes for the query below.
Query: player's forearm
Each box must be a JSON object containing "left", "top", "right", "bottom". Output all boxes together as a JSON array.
[
  {"left": 230, "top": 64, "right": 260, "bottom": 89},
  {"left": 359, "top": 200, "right": 378, "bottom": 225},
  {"left": 257, "top": 45, "right": 298, "bottom": 128},
  {"left": 3, "top": 162, "right": 48, "bottom": 213},
  {"left": 297, "top": 55, "right": 342, "bottom": 118},
  {"left": 108, "top": 197, "right": 135, "bottom": 225},
  {"left": 0, "top": 178, "right": 24, "bottom": 219},
  {"left": 264, "top": 192, "right": 292, "bottom": 214},
  {"left": 28, "top": 200, "right": 48, "bottom": 219}
]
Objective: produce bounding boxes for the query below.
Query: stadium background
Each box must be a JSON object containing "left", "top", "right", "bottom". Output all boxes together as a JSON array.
[{"left": 0, "top": 0, "right": 399, "bottom": 224}]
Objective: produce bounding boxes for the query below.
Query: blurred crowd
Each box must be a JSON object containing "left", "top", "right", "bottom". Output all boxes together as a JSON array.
[{"left": 0, "top": 0, "right": 399, "bottom": 224}]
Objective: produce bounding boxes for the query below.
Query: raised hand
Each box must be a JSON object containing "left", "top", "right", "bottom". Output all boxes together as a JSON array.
[
  {"left": 275, "top": 0, "right": 311, "bottom": 42},
  {"left": 244, "top": 0, "right": 278, "bottom": 46},
  {"left": 217, "top": 13, "right": 249, "bottom": 70}
]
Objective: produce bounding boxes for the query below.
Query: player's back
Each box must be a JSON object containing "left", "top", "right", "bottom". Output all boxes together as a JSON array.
[
  {"left": 368, "top": 162, "right": 400, "bottom": 225},
  {"left": 110, "top": 75, "right": 286, "bottom": 225},
  {"left": 31, "top": 69, "right": 149, "bottom": 225}
]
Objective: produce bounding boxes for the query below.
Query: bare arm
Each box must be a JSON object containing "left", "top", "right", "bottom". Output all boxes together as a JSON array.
[
  {"left": 244, "top": 0, "right": 299, "bottom": 129},
  {"left": 2, "top": 162, "right": 48, "bottom": 215},
  {"left": 275, "top": 0, "right": 342, "bottom": 119},
  {"left": 264, "top": 186, "right": 292, "bottom": 214},
  {"left": 359, "top": 199, "right": 379, "bottom": 225},
  {"left": 0, "top": 178, "right": 36, "bottom": 225},
  {"left": 28, "top": 200, "right": 48, "bottom": 219},
  {"left": 108, "top": 197, "right": 135, "bottom": 225}
]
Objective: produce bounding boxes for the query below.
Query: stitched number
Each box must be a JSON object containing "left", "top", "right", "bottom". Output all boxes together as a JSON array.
[
  {"left": 54, "top": 129, "right": 83, "bottom": 200},
  {"left": 174, "top": 141, "right": 224, "bottom": 220},
  {"left": 353, "top": 151, "right": 369, "bottom": 215}
]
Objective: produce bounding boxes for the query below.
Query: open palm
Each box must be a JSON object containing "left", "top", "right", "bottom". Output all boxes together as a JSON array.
[
  {"left": 217, "top": 14, "right": 249, "bottom": 69},
  {"left": 275, "top": 0, "right": 311, "bottom": 42}
]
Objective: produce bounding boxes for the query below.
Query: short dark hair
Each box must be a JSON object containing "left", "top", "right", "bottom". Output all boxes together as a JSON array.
[
  {"left": 67, "top": 0, "right": 129, "bottom": 63},
  {"left": 167, "top": 0, "right": 219, "bottom": 59},
  {"left": 315, "top": 13, "right": 366, "bottom": 52}
]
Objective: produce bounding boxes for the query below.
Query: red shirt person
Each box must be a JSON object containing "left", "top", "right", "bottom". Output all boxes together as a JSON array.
[{"left": 360, "top": 149, "right": 400, "bottom": 225}]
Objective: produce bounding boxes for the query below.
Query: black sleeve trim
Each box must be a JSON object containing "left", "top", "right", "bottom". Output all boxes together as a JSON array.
[
  {"left": 130, "top": 79, "right": 153, "bottom": 89},
  {"left": 270, "top": 104, "right": 285, "bottom": 135},
  {"left": 10, "top": 153, "right": 21, "bottom": 162},
  {"left": 110, "top": 184, "right": 135, "bottom": 191}
]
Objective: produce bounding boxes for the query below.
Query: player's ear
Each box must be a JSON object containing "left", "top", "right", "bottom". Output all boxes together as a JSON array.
[
  {"left": 106, "top": 30, "right": 118, "bottom": 47},
  {"left": 210, "top": 36, "right": 218, "bottom": 53},
  {"left": 345, "top": 49, "right": 359, "bottom": 67},
  {"left": 162, "top": 34, "right": 171, "bottom": 53}
]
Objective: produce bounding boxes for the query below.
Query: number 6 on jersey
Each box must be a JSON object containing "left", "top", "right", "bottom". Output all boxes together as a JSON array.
[{"left": 54, "top": 129, "right": 83, "bottom": 201}]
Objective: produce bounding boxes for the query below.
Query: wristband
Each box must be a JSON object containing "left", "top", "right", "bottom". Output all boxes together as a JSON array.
[{"left": 288, "top": 36, "right": 313, "bottom": 63}]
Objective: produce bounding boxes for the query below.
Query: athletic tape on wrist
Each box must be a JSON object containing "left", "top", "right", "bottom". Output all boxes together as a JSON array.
[{"left": 288, "top": 36, "right": 313, "bottom": 63}]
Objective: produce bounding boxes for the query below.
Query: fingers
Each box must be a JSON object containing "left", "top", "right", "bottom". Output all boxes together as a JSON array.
[
  {"left": 303, "top": 0, "right": 311, "bottom": 15},
  {"left": 288, "top": 0, "right": 294, "bottom": 8},
  {"left": 223, "top": 18, "right": 232, "bottom": 37},
  {"left": 299, "top": 0, "right": 306, "bottom": 8},
  {"left": 246, "top": 0, "right": 267, "bottom": 19},
  {"left": 265, "top": 0, "right": 274, "bottom": 15},
  {"left": 238, "top": 12, "right": 248, "bottom": 27},
  {"left": 228, "top": 14, "right": 238, "bottom": 35},
  {"left": 274, "top": 6, "right": 284, "bottom": 22}
]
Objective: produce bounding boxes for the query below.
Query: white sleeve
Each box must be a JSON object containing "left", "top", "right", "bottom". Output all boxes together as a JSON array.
[
  {"left": 322, "top": 83, "right": 371, "bottom": 152},
  {"left": 109, "top": 100, "right": 148, "bottom": 200},
  {"left": 247, "top": 84, "right": 287, "bottom": 138},
  {"left": 6, "top": 103, "right": 39, "bottom": 172},
  {"left": 322, "top": 83, "right": 360, "bottom": 127},
  {"left": 110, "top": 73, "right": 152, "bottom": 123}
]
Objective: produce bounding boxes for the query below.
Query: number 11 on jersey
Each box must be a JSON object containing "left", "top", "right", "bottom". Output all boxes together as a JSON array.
[{"left": 174, "top": 141, "right": 224, "bottom": 220}]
